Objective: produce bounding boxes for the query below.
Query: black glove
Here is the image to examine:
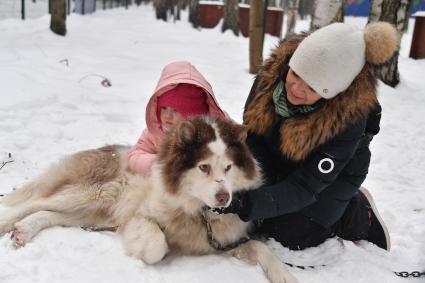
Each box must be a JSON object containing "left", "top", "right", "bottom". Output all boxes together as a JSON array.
[{"left": 210, "top": 191, "right": 251, "bottom": 222}]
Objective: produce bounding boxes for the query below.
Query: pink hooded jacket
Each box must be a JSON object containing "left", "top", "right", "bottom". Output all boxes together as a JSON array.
[{"left": 128, "top": 61, "right": 228, "bottom": 175}]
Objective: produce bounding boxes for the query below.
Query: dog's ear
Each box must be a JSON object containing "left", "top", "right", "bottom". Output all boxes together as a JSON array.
[
  {"left": 178, "top": 120, "right": 196, "bottom": 144},
  {"left": 234, "top": 124, "right": 248, "bottom": 143}
]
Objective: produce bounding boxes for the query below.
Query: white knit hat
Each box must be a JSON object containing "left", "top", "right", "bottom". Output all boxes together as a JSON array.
[{"left": 289, "top": 23, "right": 365, "bottom": 99}]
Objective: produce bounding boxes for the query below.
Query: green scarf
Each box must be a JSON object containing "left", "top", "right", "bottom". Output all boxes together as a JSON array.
[{"left": 272, "top": 80, "right": 322, "bottom": 118}]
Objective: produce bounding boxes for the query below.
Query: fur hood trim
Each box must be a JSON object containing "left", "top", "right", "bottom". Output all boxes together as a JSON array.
[{"left": 243, "top": 34, "right": 378, "bottom": 161}]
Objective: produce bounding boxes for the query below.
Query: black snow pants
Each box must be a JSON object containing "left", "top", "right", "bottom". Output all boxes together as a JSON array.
[{"left": 255, "top": 191, "right": 371, "bottom": 250}]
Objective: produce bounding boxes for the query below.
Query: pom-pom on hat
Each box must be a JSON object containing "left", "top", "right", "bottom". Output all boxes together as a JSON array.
[
  {"left": 157, "top": 83, "right": 209, "bottom": 118},
  {"left": 288, "top": 22, "right": 399, "bottom": 99}
]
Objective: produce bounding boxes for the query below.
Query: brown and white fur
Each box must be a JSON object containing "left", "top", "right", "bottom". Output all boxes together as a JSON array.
[{"left": 0, "top": 117, "right": 297, "bottom": 283}]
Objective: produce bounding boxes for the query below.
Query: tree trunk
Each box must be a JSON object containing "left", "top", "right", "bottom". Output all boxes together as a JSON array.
[
  {"left": 136, "top": 0, "right": 151, "bottom": 5},
  {"left": 276, "top": 0, "right": 284, "bottom": 9},
  {"left": 174, "top": 0, "right": 181, "bottom": 21},
  {"left": 311, "top": 0, "right": 345, "bottom": 30},
  {"left": 285, "top": 0, "right": 299, "bottom": 39},
  {"left": 180, "top": 0, "right": 188, "bottom": 10},
  {"left": 298, "top": 0, "right": 313, "bottom": 20},
  {"left": 188, "top": 0, "right": 200, "bottom": 28},
  {"left": 222, "top": 0, "right": 240, "bottom": 36},
  {"left": 50, "top": 0, "right": 66, "bottom": 36},
  {"left": 249, "top": 0, "right": 265, "bottom": 74},
  {"left": 368, "top": 0, "right": 412, "bottom": 87},
  {"left": 369, "top": 0, "right": 411, "bottom": 33},
  {"left": 154, "top": 0, "right": 170, "bottom": 21},
  {"left": 333, "top": 0, "right": 344, "bottom": 23}
]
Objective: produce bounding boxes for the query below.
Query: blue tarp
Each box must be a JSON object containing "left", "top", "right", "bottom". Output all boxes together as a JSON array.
[
  {"left": 345, "top": 0, "right": 370, "bottom": 16},
  {"left": 344, "top": 0, "right": 425, "bottom": 17}
]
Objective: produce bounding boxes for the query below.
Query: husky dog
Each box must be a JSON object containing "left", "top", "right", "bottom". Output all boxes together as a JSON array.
[{"left": 0, "top": 117, "right": 297, "bottom": 283}]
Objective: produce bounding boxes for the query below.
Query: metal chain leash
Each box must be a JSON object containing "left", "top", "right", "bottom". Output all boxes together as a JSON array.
[{"left": 394, "top": 270, "right": 425, "bottom": 278}]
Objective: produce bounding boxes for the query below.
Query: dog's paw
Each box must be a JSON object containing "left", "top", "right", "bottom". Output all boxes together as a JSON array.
[
  {"left": 11, "top": 223, "right": 34, "bottom": 248},
  {"left": 125, "top": 233, "right": 168, "bottom": 265}
]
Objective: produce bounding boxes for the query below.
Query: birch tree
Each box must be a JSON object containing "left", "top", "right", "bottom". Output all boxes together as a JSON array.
[
  {"left": 50, "top": 0, "right": 66, "bottom": 36},
  {"left": 222, "top": 0, "right": 240, "bottom": 36},
  {"left": 368, "top": 0, "right": 411, "bottom": 87},
  {"left": 311, "top": 0, "right": 345, "bottom": 30},
  {"left": 249, "top": 0, "right": 266, "bottom": 73},
  {"left": 285, "top": 0, "right": 299, "bottom": 38}
]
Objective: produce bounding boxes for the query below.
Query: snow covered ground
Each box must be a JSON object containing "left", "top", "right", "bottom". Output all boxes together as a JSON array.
[{"left": 1, "top": 5, "right": 424, "bottom": 283}]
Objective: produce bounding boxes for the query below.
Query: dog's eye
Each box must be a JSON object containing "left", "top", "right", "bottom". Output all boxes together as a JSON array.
[
  {"left": 198, "top": 164, "right": 210, "bottom": 174},
  {"left": 224, "top": 164, "right": 232, "bottom": 172}
]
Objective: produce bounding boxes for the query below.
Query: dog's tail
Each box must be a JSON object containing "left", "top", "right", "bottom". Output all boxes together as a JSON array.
[
  {"left": 1, "top": 145, "right": 129, "bottom": 207},
  {"left": 1, "top": 183, "right": 39, "bottom": 206},
  {"left": 1, "top": 165, "right": 68, "bottom": 206},
  {"left": 2, "top": 180, "right": 49, "bottom": 207}
]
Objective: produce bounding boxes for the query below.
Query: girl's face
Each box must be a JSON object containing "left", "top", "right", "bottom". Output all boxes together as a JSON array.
[
  {"left": 285, "top": 68, "right": 322, "bottom": 105},
  {"left": 160, "top": 106, "right": 183, "bottom": 131}
]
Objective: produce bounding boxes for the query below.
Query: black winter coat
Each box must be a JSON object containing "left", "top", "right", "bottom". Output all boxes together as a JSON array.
[{"left": 239, "top": 35, "right": 382, "bottom": 228}]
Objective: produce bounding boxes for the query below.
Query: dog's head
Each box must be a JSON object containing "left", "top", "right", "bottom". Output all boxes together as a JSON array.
[{"left": 156, "top": 117, "right": 262, "bottom": 212}]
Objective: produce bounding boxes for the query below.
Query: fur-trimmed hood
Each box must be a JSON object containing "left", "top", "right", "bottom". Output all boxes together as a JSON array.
[{"left": 243, "top": 34, "right": 379, "bottom": 162}]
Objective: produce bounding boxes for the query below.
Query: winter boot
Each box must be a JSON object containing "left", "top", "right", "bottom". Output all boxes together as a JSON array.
[{"left": 359, "top": 187, "right": 391, "bottom": 251}]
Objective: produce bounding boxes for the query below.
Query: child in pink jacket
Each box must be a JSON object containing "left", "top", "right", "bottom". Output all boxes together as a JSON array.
[{"left": 128, "top": 61, "right": 228, "bottom": 175}]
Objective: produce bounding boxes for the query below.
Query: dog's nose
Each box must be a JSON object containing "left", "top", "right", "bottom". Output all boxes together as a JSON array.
[{"left": 215, "top": 191, "right": 230, "bottom": 206}]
